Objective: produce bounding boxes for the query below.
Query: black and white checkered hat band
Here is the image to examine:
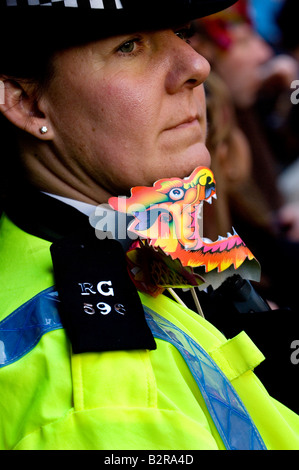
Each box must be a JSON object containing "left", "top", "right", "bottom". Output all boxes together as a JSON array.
[{"left": 5, "top": 0, "right": 123, "bottom": 7}]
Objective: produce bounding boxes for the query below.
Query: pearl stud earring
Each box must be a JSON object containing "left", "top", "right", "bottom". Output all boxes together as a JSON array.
[{"left": 40, "top": 126, "right": 48, "bottom": 134}]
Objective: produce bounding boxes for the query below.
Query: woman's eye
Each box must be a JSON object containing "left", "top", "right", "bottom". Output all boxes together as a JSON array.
[
  {"left": 118, "top": 39, "right": 138, "bottom": 54},
  {"left": 175, "top": 26, "right": 194, "bottom": 43}
]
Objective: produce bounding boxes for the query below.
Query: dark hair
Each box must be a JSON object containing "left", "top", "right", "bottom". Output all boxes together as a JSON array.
[{"left": 0, "top": 42, "right": 57, "bottom": 206}]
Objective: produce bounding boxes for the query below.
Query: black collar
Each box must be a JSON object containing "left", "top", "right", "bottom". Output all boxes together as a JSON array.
[
  {"left": 3, "top": 186, "right": 93, "bottom": 243},
  {"left": 3, "top": 186, "right": 133, "bottom": 251}
]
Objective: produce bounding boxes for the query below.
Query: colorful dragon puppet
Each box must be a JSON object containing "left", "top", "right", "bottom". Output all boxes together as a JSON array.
[{"left": 108, "top": 167, "right": 260, "bottom": 294}]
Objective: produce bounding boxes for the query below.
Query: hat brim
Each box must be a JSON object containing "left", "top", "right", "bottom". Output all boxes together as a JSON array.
[
  {"left": 2, "top": 0, "right": 238, "bottom": 40},
  {"left": 118, "top": 0, "right": 239, "bottom": 33}
]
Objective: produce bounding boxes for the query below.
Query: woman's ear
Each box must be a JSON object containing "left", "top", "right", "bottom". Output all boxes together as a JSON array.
[{"left": 0, "top": 78, "right": 53, "bottom": 140}]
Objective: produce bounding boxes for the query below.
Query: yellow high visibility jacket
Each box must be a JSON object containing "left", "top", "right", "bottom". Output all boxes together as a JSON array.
[{"left": 1, "top": 212, "right": 299, "bottom": 450}]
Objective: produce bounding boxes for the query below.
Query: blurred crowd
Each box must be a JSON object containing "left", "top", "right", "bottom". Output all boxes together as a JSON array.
[{"left": 190, "top": 0, "right": 299, "bottom": 312}]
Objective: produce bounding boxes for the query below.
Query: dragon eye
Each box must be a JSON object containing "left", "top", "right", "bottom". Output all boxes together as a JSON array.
[{"left": 169, "top": 188, "right": 185, "bottom": 200}]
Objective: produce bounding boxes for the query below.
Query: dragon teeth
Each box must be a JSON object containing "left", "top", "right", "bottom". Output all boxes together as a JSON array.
[
  {"left": 205, "top": 194, "right": 216, "bottom": 204},
  {"left": 202, "top": 237, "right": 213, "bottom": 244}
]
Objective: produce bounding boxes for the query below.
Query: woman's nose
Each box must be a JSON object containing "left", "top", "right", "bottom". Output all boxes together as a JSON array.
[{"left": 164, "top": 34, "right": 211, "bottom": 94}]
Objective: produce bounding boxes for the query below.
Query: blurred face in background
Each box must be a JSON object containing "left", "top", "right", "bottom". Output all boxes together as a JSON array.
[{"left": 192, "top": 23, "right": 273, "bottom": 108}]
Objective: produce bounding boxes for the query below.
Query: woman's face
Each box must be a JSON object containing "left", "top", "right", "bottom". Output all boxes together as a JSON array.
[{"left": 42, "top": 27, "right": 211, "bottom": 201}]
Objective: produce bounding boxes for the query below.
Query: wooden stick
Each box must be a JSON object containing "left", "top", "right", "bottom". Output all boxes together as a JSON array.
[
  {"left": 191, "top": 288, "right": 205, "bottom": 318},
  {"left": 167, "top": 288, "right": 187, "bottom": 308}
]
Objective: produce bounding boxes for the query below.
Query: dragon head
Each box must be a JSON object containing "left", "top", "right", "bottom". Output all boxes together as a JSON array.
[{"left": 109, "top": 167, "right": 216, "bottom": 252}]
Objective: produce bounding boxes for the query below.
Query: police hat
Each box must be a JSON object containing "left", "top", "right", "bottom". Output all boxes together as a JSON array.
[
  {"left": 1, "top": 0, "right": 237, "bottom": 15},
  {"left": 0, "top": 0, "right": 238, "bottom": 74},
  {"left": 0, "top": 0, "right": 239, "bottom": 37}
]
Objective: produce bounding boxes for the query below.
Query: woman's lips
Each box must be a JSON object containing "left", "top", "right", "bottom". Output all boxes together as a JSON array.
[{"left": 165, "top": 116, "right": 200, "bottom": 131}]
